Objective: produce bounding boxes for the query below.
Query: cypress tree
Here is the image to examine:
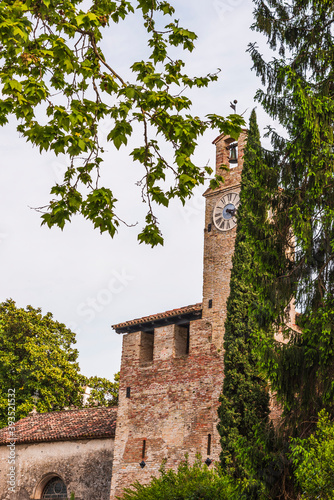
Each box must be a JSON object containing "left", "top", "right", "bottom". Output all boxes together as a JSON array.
[{"left": 218, "top": 110, "right": 277, "bottom": 498}]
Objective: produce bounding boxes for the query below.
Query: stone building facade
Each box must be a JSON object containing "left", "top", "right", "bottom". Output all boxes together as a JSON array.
[
  {"left": 0, "top": 407, "right": 117, "bottom": 500},
  {"left": 109, "top": 132, "right": 248, "bottom": 499}
]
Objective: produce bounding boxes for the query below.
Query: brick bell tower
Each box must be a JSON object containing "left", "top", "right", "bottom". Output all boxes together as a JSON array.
[
  {"left": 202, "top": 131, "right": 247, "bottom": 346},
  {"left": 109, "top": 131, "right": 247, "bottom": 499}
]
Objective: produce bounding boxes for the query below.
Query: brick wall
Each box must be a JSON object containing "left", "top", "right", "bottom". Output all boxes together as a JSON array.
[{"left": 110, "top": 320, "right": 225, "bottom": 498}]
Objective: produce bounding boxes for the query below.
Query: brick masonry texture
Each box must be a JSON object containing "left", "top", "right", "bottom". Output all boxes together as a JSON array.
[
  {"left": 110, "top": 320, "right": 224, "bottom": 498},
  {"left": 110, "top": 132, "right": 247, "bottom": 499}
]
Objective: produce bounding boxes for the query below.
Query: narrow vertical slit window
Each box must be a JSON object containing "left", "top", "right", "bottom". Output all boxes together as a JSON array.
[
  {"left": 186, "top": 324, "right": 190, "bottom": 355},
  {"left": 207, "top": 434, "right": 211, "bottom": 456},
  {"left": 126, "top": 387, "right": 131, "bottom": 398},
  {"left": 142, "top": 439, "right": 146, "bottom": 459}
]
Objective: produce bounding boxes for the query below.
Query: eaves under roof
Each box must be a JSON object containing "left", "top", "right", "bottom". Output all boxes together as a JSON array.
[{"left": 112, "top": 302, "right": 202, "bottom": 334}]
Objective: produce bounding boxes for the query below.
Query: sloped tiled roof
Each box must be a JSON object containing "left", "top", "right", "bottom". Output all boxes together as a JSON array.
[
  {"left": 0, "top": 407, "right": 117, "bottom": 445},
  {"left": 112, "top": 303, "right": 202, "bottom": 334}
]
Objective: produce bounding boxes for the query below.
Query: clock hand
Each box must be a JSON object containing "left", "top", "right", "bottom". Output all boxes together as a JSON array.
[{"left": 225, "top": 208, "right": 237, "bottom": 216}]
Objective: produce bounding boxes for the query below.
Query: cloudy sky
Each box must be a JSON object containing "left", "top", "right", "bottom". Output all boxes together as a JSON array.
[{"left": 0, "top": 0, "right": 274, "bottom": 380}]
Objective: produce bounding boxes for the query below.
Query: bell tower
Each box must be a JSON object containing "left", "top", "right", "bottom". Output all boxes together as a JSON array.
[{"left": 202, "top": 131, "right": 247, "bottom": 348}]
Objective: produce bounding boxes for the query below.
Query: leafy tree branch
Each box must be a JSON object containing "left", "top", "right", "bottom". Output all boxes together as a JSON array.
[{"left": 0, "top": 0, "right": 244, "bottom": 246}]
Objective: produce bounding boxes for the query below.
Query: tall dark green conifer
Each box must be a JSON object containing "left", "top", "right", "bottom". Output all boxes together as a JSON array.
[
  {"left": 247, "top": 0, "right": 334, "bottom": 431},
  {"left": 218, "top": 110, "right": 277, "bottom": 498}
]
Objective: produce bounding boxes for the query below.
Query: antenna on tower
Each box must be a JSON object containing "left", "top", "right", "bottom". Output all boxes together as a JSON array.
[{"left": 230, "top": 99, "right": 238, "bottom": 113}]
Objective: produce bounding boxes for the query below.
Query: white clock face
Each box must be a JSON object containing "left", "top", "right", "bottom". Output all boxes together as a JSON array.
[{"left": 213, "top": 192, "right": 240, "bottom": 232}]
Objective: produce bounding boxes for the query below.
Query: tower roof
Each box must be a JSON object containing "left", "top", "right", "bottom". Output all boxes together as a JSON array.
[{"left": 212, "top": 128, "right": 247, "bottom": 145}]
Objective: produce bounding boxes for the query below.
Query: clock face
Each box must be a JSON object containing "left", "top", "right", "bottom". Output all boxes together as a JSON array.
[{"left": 213, "top": 192, "right": 240, "bottom": 232}]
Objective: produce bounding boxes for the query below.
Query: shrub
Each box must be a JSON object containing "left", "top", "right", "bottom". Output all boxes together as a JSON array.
[
  {"left": 119, "top": 455, "right": 238, "bottom": 500},
  {"left": 290, "top": 410, "right": 334, "bottom": 500}
]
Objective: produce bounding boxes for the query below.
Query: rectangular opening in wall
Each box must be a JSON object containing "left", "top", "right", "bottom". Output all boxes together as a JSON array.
[
  {"left": 174, "top": 323, "right": 190, "bottom": 357},
  {"left": 142, "top": 439, "right": 146, "bottom": 459},
  {"left": 207, "top": 433, "right": 211, "bottom": 455},
  {"left": 126, "top": 387, "right": 131, "bottom": 398},
  {"left": 139, "top": 330, "right": 154, "bottom": 365}
]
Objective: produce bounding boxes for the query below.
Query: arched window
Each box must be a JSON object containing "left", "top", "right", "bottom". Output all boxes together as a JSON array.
[{"left": 42, "top": 476, "right": 67, "bottom": 499}]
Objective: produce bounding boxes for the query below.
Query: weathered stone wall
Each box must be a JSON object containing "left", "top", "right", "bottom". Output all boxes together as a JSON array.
[{"left": 0, "top": 438, "right": 114, "bottom": 500}]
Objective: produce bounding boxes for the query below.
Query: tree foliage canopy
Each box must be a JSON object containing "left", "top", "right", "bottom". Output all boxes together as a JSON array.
[
  {"left": 85, "top": 372, "right": 119, "bottom": 407},
  {"left": 0, "top": 0, "right": 244, "bottom": 246},
  {"left": 247, "top": 0, "right": 334, "bottom": 430},
  {"left": 0, "top": 299, "right": 118, "bottom": 428},
  {"left": 290, "top": 410, "right": 334, "bottom": 500},
  {"left": 216, "top": 3, "right": 334, "bottom": 497}
]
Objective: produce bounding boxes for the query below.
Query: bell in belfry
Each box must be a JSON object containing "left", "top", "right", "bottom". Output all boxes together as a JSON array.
[{"left": 229, "top": 143, "right": 238, "bottom": 164}]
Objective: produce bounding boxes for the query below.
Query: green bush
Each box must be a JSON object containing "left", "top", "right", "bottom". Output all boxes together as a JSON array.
[
  {"left": 119, "top": 456, "right": 238, "bottom": 500},
  {"left": 290, "top": 410, "right": 334, "bottom": 500}
]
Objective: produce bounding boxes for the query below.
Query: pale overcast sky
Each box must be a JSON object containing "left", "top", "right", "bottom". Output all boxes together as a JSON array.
[{"left": 0, "top": 0, "right": 274, "bottom": 379}]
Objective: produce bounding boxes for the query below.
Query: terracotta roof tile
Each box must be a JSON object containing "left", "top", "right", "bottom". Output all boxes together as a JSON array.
[
  {"left": 112, "top": 303, "right": 202, "bottom": 333},
  {"left": 0, "top": 407, "right": 117, "bottom": 445}
]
